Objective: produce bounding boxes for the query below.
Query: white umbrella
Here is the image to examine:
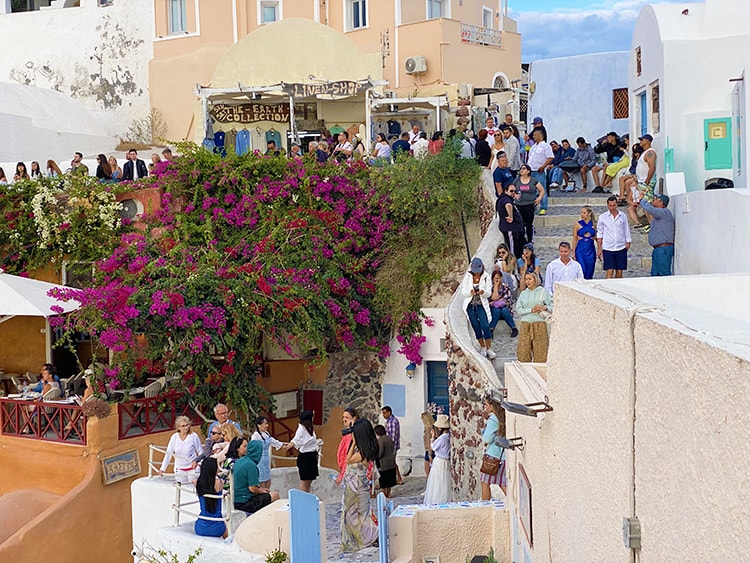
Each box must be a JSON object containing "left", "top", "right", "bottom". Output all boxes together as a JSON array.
[{"left": 0, "top": 271, "right": 80, "bottom": 324}]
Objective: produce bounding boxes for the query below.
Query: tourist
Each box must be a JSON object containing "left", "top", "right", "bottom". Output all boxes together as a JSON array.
[
  {"left": 503, "top": 126, "right": 522, "bottom": 176},
  {"left": 196, "top": 423, "right": 223, "bottom": 464},
  {"left": 639, "top": 194, "right": 675, "bottom": 276},
  {"left": 207, "top": 403, "right": 242, "bottom": 437},
  {"left": 420, "top": 411, "right": 435, "bottom": 477},
  {"left": 158, "top": 415, "right": 202, "bottom": 483},
  {"left": 0, "top": 167, "right": 6, "bottom": 184},
  {"left": 530, "top": 116, "right": 548, "bottom": 142},
  {"left": 488, "top": 130, "right": 505, "bottom": 172},
  {"left": 108, "top": 156, "right": 122, "bottom": 181},
  {"left": 14, "top": 161, "right": 29, "bottom": 182},
  {"left": 460, "top": 257, "right": 494, "bottom": 360},
  {"left": 373, "top": 424, "right": 397, "bottom": 498},
  {"left": 161, "top": 147, "right": 174, "bottom": 162},
  {"left": 370, "top": 132, "right": 391, "bottom": 165},
  {"left": 213, "top": 422, "right": 242, "bottom": 460},
  {"left": 46, "top": 159, "right": 63, "bottom": 178},
  {"left": 122, "top": 149, "right": 147, "bottom": 180},
  {"left": 29, "top": 363, "right": 62, "bottom": 393},
  {"left": 194, "top": 457, "right": 228, "bottom": 539},
  {"left": 636, "top": 134, "right": 657, "bottom": 202},
  {"left": 391, "top": 132, "right": 410, "bottom": 157},
  {"left": 64, "top": 373, "right": 95, "bottom": 433},
  {"left": 517, "top": 243, "right": 541, "bottom": 291},
  {"left": 516, "top": 271, "right": 553, "bottom": 363},
  {"left": 497, "top": 182, "right": 525, "bottom": 260},
  {"left": 336, "top": 407, "right": 358, "bottom": 485},
  {"left": 597, "top": 196, "right": 632, "bottom": 279},
  {"left": 149, "top": 152, "right": 162, "bottom": 173},
  {"left": 381, "top": 406, "right": 403, "bottom": 485},
  {"left": 572, "top": 206, "right": 597, "bottom": 279},
  {"left": 71, "top": 151, "right": 89, "bottom": 176},
  {"left": 250, "top": 415, "right": 285, "bottom": 489},
  {"left": 489, "top": 270, "right": 518, "bottom": 338},
  {"left": 560, "top": 137, "right": 597, "bottom": 192},
  {"left": 408, "top": 123, "right": 421, "bottom": 146},
  {"left": 485, "top": 116, "right": 498, "bottom": 137},
  {"left": 423, "top": 414, "right": 451, "bottom": 504},
  {"left": 480, "top": 395, "right": 506, "bottom": 499},
  {"left": 492, "top": 152, "right": 515, "bottom": 198},
  {"left": 549, "top": 139, "right": 575, "bottom": 189},
  {"left": 219, "top": 436, "right": 247, "bottom": 488},
  {"left": 316, "top": 140, "right": 330, "bottom": 163},
  {"left": 494, "top": 243, "right": 518, "bottom": 288},
  {"left": 514, "top": 164, "right": 544, "bottom": 247},
  {"left": 413, "top": 131, "right": 430, "bottom": 160},
  {"left": 341, "top": 418, "right": 379, "bottom": 553},
  {"left": 30, "top": 161, "right": 43, "bottom": 179},
  {"left": 618, "top": 145, "right": 644, "bottom": 205},
  {"left": 284, "top": 410, "right": 318, "bottom": 492},
  {"left": 592, "top": 132, "right": 624, "bottom": 192},
  {"left": 233, "top": 440, "right": 280, "bottom": 514},
  {"left": 475, "top": 129, "right": 492, "bottom": 169},
  {"left": 544, "top": 242, "right": 584, "bottom": 295},
  {"left": 95, "top": 153, "right": 113, "bottom": 181},
  {"left": 332, "top": 131, "right": 354, "bottom": 162},
  {"left": 428, "top": 131, "right": 444, "bottom": 154},
  {"left": 289, "top": 143, "right": 303, "bottom": 159},
  {"left": 526, "top": 128, "right": 553, "bottom": 215}
]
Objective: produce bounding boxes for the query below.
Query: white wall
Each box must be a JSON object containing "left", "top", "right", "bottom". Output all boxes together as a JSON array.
[
  {"left": 732, "top": 67, "right": 748, "bottom": 189},
  {"left": 529, "top": 52, "right": 629, "bottom": 145},
  {"left": 0, "top": 0, "right": 153, "bottom": 139}
]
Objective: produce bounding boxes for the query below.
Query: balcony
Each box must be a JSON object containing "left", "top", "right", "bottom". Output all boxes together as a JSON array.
[{"left": 460, "top": 23, "right": 502, "bottom": 48}]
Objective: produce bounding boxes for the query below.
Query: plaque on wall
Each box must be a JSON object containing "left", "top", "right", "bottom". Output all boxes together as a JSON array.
[
  {"left": 273, "top": 390, "right": 300, "bottom": 419},
  {"left": 101, "top": 449, "right": 141, "bottom": 485},
  {"left": 210, "top": 103, "right": 290, "bottom": 124}
]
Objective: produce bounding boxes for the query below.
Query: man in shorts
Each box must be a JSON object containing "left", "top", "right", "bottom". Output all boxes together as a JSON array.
[{"left": 596, "top": 196, "right": 632, "bottom": 279}]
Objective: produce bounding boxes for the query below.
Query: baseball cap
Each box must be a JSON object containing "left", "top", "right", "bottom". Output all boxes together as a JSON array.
[
  {"left": 470, "top": 257, "right": 484, "bottom": 273},
  {"left": 523, "top": 242, "right": 534, "bottom": 252},
  {"left": 532, "top": 116, "right": 543, "bottom": 124},
  {"left": 638, "top": 134, "right": 653, "bottom": 142},
  {"left": 656, "top": 194, "right": 670, "bottom": 206}
]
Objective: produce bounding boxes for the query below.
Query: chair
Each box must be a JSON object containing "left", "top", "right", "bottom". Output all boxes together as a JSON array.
[
  {"left": 8, "top": 374, "right": 22, "bottom": 394},
  {"left": 143, "top": 380, "right": 162, "bottom": 399}
]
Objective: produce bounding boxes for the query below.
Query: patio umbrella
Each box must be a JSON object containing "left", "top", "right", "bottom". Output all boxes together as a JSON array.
[{"left": 0, "top": 272, "right": 80, "bottom": 324}]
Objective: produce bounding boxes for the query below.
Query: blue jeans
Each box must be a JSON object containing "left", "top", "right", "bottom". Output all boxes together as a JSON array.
[
  {"left": 651, "top": 245, "right": 674, "bottom": 276},
  {"left": 490, "top": 306, "right": 517, "bottom": 331},
  {"left": 531, "top": 171, "right": 548, "bottom": 211},
  {"left": 466, "top": 304, "right": 492, "bottom": 340}
]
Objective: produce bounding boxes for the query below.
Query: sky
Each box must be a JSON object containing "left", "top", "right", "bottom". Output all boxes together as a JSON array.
[{"left": 509, "top": 0, "right": 704, "bottom": 62}]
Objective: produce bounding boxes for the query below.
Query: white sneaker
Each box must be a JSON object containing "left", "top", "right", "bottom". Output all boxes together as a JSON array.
[{"left": 486, "top": 349, "right": 496, "bottom": 360}]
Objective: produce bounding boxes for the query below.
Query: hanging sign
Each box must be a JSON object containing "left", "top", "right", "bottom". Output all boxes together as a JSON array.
[
  {"left": 210, "top": 103, "right": 290, "bottom": 123},
  {"left": 281, "top": 80, "right": 369, "bottom": 99}
]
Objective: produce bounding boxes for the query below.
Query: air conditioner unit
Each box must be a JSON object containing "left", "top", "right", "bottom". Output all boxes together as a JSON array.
[
  {"left": 115, "top": 187, "right": 162, "bottom": 231},
  {"left": 404, "top": 56, "right": 427, "bottom": 75}
]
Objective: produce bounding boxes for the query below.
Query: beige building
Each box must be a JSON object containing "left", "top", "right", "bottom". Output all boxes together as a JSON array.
[{"left": 151, "top": 0, "right": 521, "bottom": 140}]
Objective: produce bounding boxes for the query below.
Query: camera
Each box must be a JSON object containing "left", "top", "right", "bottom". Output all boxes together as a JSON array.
[{"left": 341, "top": 426, "right": 353, "bottom": 436}]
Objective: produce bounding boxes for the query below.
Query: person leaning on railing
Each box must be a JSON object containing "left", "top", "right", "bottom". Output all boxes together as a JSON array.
[{"left": 159, "top": 415, "right": 201, "bottom": 483}]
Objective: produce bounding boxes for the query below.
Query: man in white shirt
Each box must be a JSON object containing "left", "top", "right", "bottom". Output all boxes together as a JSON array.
[
  {"left": 526, "top": 128, "right": 553, "bottom": 215},
  {"left": 596, "top": 196, "right": 632, "bottom": 279},
  {"left": 544, "top": 242, "right": 584, "bottom": 295},
  {"left": 408, "top": 123, "right": 421, "bottom": 147},
  {"left": 413, "top": 131, "right": 429, "bottom": 160},
  {"left": 332, "top": 131, "right": 354, "bottom": 162}
]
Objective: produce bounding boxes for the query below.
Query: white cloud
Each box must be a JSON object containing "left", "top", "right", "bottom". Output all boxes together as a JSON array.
[{"left": 513, "top": 0, "right": 702, "bottom": 61}]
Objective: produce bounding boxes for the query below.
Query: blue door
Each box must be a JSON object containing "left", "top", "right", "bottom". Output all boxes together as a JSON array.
[
  {"left": 639, "top": 92, "right": 647, "bottom": 137},
  {"left": 426, "top": 361, "right": 449, "bottom": 414},
  {"left": 704, "top": 118, "right": 732, "bottom": 170}
]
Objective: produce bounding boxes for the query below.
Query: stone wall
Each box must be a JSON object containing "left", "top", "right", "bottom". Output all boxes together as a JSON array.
[{"left": 323, "top": 350, "right": 385, "bottom": 424}]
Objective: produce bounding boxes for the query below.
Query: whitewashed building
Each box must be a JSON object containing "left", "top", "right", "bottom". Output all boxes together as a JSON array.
[
  {"left": 529, "top": 51, "right": 629, "bottom": 145},
  {"left": 630, "top": 0, "right": 750, "bottom": 192}
]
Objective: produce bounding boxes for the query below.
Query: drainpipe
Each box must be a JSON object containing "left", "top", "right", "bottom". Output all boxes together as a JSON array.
[{"left": 231, "top": 0, "right": 238, "bottom": 43}]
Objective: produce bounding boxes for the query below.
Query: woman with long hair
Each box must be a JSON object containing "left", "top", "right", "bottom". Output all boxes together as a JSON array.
[
  {"left": 336, "top": 407, "right": 358, "bottom": 485},
  {"left": 488, "top": 129, "right": 505, "bottom": 172},
  {"left": 14, "top": 162, "right": 29, "bottom": 182},
  {"left": 341, "top": 418, "right": 379, "bottom": 553},
  {"left": 514, "top": 164, "right": 544, "bottom": 248},
  {"left": 428, "top": 131, "right": 444, "bottom": 154},
  {"left": 488, "top": 270, "right": 518, "bottom": 338},
  {"left": 516, "top": 271, "right": 553, "bottom": 363},
  {"left": 284, "top": 410, "right": 318, "bottom": 492},
  {"left": 0, "top": 167, "right": 7, "bottom": 184},
  {"left": 30, "top": 161, "right": 43, "bottom": 179},
  {"left": 158, "top": 415, "right": 202, "bottom": 483},
  {"left": 572, "top": 205, "right": 597, "bottom": 279},
  {"left": 423, "top": 414, "right": 451, "bottom": 504},
  {"left": 108, "top": 156, "right": 122, "bottom": 181},
  {"left": 250, "top": 416, "right": 285, "bottom": 489},
  {"left": 219, "top": 436, "right": 247, "bottom": 488},
  {"left": 95, "top": 153, "right": 113, "bottom": 181},
  {"left": 460, "top": 257, "right": 494, "bottom": 359},
  {"left": 370, "top": 133, "right": 391, "bottom": 165},
  {"left": 494, "top": 243, "right": 518, "bottom": 292},
  {"left": 480, "top": 395, "right": 506, "bottom": 499},
  {"left": 194, "top": 457, "right": 228, "bottom": 538},
  {"left": 46, "top": 160, "right": 63, "bottom": 178},
  {"left": 518, "top": 243, "right": 541, "bottom": 291}
]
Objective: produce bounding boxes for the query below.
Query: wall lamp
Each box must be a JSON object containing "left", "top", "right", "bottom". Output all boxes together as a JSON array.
[
  {"left": 405, "top": 362, "right": 417, "bottom": 378},
  {"left": 501, "top": 396, "right": 553, "bottom": 417},
  {"left": 494, "top": 436, "right": 525, "bottom": 450}
]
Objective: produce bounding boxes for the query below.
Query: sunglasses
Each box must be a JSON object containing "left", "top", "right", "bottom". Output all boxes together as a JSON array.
[
  {"left": 210, "top": 431, "right": 220, "bottom": 435},
  {"left": 508, "top": 190, "right": 517, "bottom": 194}
]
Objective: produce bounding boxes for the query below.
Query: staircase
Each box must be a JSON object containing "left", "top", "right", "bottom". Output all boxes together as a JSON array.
[{"left": 489, "top": 190, "right": 653, "bottom": 366}]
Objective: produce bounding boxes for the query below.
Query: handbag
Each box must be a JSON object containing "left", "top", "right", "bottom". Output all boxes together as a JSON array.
[{"left": 480, "top": 453, "right": 500, "bottom": 476}]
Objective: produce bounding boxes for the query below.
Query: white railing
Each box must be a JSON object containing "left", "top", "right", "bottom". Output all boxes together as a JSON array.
[
  {"left": 148, "top": 443, "right": 244, "bottom": 537},
  {"left": 460, "top": 23, "right": 503, "bottom": 48}
]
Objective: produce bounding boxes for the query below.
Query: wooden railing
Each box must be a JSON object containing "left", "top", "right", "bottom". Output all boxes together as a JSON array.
[
  {"left": 460, "top": 23, "right": 503, "bottom": 48},
  {"left": 118, "top": 393, "right": 202, "bottom": 439},
  {"left": 0, "top": 398, "right": 87, "bottom": 445}
]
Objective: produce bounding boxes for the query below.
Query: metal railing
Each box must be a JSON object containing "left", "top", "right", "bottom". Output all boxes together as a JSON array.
[
  {"left": 0, "top": 398, "right": 87, "bottom": 444},
  {"left": 460, "top": 23, "right": 503, "bottom": 48},
  {"left": 118, "top": 393, "right": 201, "bottom": 439},
  {"left": 147, "top": 443, "right": 244, "bottom": 537}
]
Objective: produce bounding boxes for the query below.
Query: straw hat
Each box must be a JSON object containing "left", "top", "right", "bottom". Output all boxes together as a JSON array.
[{"left": 434, "top": 414, "right": 450, "bottom": 429}]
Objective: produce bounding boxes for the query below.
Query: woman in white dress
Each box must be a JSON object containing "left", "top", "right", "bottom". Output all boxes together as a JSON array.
[
  {"left": 488, "top": 130, "right": 506, "bottom": 172},
  {"left": 423, "top": 414, "right": 451, "bottom": 504}
]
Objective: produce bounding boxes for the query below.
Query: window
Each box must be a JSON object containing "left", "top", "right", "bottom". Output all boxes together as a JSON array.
[
  {"left": 427, "top": 0, "right": 447, "bottom": 20},
  {"left": 635, "top": 46, "right": 642, "bottom": 77},
  {"left": 612, "top": 88, "right": 629, "bottom": 119},
  {"left": 259, "top": 1, "right": 281, "bottom": 24},
  {"left": 651, "top": 81, "right": 660, "bottom": 133},
  {"left": 168, "top": 0, "right": 187, "bottom": 34},
  {"left": 346, "top": 0, "right": 367, "bottom": 30},
  {"left": 482, "top": 6, "right": 493, "bottom": 29}
]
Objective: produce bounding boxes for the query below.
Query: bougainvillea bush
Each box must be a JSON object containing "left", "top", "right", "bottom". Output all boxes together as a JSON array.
[{"left": 3, "top": 144, "right": 479, "bottom": 418}]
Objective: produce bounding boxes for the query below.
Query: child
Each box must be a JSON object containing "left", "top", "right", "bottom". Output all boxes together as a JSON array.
[{"left": 373, "top": 424, "right": 397, "bottom": 498}]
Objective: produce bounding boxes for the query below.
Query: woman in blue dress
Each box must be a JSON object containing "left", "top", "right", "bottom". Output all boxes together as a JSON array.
[
  {"left": 194, "top": 457, "right": 227, "bottom": 538},
  {"left": 573, "top": 205, "right": 597, "bottom": 279},
  {"left": 250, "top": 416, "right": 285, "bottom": 489}
]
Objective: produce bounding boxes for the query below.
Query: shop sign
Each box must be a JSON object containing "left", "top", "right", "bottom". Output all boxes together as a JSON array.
[
  {"left": 282, "top": 80, "right": 369, "bottom": 99},
  {"left": 210, "top": 103, "right": 290, "bottom": 123},
  {"left": 101, "top": 449, "right": 141, "bottom": 485}
]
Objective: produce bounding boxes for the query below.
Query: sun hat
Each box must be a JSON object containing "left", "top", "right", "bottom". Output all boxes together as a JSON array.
[{"left": 434, "top": 414, "right": 450, "bottom": 429}]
